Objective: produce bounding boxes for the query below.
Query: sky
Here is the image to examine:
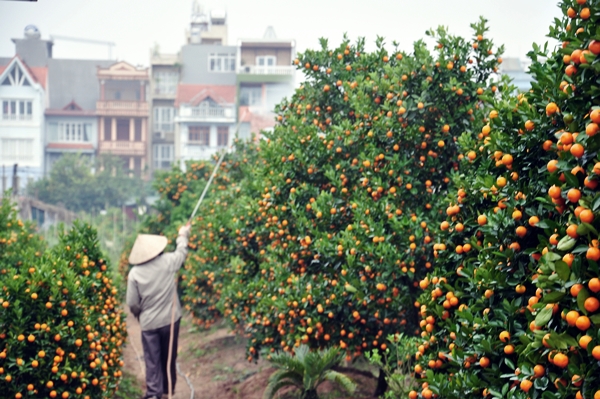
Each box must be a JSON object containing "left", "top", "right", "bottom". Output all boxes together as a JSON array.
[{"left": 0, "top": 0, "right": 562, "bottom": 67}]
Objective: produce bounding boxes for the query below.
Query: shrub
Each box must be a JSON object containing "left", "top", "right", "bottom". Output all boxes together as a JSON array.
[{"left": 0, "top": 198, "right": 127, "bottom": 399}]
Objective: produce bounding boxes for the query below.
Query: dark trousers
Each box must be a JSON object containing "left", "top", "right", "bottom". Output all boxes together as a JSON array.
[{"left": 141, "top": 319, "right": 180, "bottom": 398}]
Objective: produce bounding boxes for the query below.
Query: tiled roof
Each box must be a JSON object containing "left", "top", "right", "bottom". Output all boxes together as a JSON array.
[
  {"left": 0, "top": 55, "right": 48, "bottom": 89},
  {"left": 47, "top": 59, "right": 114, "bottom": 110},
  {"left": 175, "top": 84, "right": 236, "bottom": 106}
]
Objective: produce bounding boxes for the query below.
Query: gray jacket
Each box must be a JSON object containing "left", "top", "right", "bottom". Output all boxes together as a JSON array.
[{"left": 126, "top": 232, "right": 189, "bottom": 331}]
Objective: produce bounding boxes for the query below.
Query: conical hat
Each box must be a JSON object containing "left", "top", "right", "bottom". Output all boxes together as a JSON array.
[{"left": 129, "top": 234, "right": 168, "bottom": 265}]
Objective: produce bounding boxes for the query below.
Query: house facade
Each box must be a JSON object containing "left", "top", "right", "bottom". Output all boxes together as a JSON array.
[
  {"left": 0, "top": 55, "right": 47, "bottom": 188},
  {"left": 236, "top": 27, "right": 295, "bottom": 140},
  {"left": 149, "top": 50, "right": 179, "bottom": 171},
  {"left": 175, "top": 84, "right": 236, "bottom": 162},
  {"left": 45, "top": 59, "right": 113, "bottom": 172},
  {"left": 96, "top": 62, "right": 150, "bottom": 178}
]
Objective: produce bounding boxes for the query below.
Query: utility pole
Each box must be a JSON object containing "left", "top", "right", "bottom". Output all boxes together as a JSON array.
[
  {"left": 12, "top": 164, "right": 18, "bottom": 197},
  {"left": 2, "top": 165, "right": 5, "bottom": 197}
]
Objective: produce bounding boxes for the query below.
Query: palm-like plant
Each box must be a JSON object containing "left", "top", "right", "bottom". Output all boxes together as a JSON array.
[{"left": 263, "top": 345, "right": 356, "bottom": 399}]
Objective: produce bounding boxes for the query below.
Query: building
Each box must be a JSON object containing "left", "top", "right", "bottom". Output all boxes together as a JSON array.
[
  {"left": 236, "top": 27, "right": 295, "bottom": 140},
  {"left": 186, "top": 1, "right": 228, "bottom": 46},
  {"left": 500, "top": 57, "right": 532, "bottom": 92},
  {"left": 149, "top": 49, "right": 179, "bottom": 171},
  {"left": 175, "top": 84, "right": 236, "bottom": 162},
  {"left": 96, "top": 62, "right": 150, "bottom": 178},
  {"left": 45, "top": 58, "right": 113, "bottom": 172},
  {"left": 0, "top": 26, "right": 49, "bottom": 188}
]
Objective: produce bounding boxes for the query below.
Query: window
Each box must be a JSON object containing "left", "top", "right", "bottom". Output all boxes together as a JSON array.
[
  {"left": 256, "top": 56, "right": 276, "bottom": 66},
  {"left": 1, "top": 64, "right": 31, "bottom": 87},
  {"left": 49, "top": 123, "right": 91, "bottom": 142},
  {"left": 217, "top": 126, "right": 229, "bottom": 147},
  {"left": 2, "top": 99, "right": 33, "bottom": 121},
  {"left": 153, "top": 144, "right": 174, "bottom": 169},
  {"left": 153, "top": 107, "right": 175, "bottom": 131},
  {"left": 240, "top": 86, "right": 262, "bottom": 106},
  {"left": 154, "top": 71, "right": 178, "bottom": 95},
  {"left": 31, "top": 207, "right": 45, "bottom": 227},
  {"left": 1, "top": 139, "right": 34, "bottom": 161},
  {"left": 116, "top": 119, "right": 130, "bottom": 141},
  {"left": 189, "top": 126, "right": 210, "bottom": 145},
  {"left": 209, "top": 53, "right": 236, "bottom": 72}
]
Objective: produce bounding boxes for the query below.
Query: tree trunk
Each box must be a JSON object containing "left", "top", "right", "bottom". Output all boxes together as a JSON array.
[
  {"left": 302, "top": 388, "right": 319, "bottom": 399},
  {"left": 374, "top": 367, "right": 388, "bottom": 397}
]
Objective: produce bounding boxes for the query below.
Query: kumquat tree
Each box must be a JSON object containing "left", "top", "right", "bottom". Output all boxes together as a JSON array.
[
  {"left": 115, "top": 1, "right": 600, "bottom": 398},
  {"left": 414, "top": 1, "right": 600, "bottom": 398},
  {"left": 0, "top": 197, "right": 127, "bottom": 399}
]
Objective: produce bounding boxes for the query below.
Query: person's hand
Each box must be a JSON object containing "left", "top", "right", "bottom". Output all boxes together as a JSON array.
[{"left": 179, "top": 222, "right": 191, "bottom": 237}]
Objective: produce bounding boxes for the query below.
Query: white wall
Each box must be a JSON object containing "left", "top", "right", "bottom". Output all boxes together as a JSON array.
[{"left": 0, "top": 79, "right": 45, "bottom": 185}]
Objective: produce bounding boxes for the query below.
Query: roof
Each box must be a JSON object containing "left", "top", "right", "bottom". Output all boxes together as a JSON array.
[
  {"left": 176, "top": 84, "right": 236, "bottom": 106},
  {"left": 47, "top": 58, "right": 113, "bottom": 110},
  {"left": 0, "top": 55, "right": 48, "bottom": 89},
  {"left": 98, "top": 61, "right": 149, "bottom": 80}
]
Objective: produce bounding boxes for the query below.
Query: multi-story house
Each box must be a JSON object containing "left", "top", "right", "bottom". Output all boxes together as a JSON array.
[
  {"left": 96, "top": 62, "right": 150, "bottom": 178},
  {"left": 0, "top": 26, "right": 49, "bottom": 189},
  {"left": 149, "top": 50, "right": 179, "bottom": 171},
  {"left": 236, "top": 27, "right": 296, "bottom": 140},
  {"left": 45, "top": 59, "right": 113, "bottom": 172},
  {"left": 175, "top": 84, "right": 236, "bottom": 162},
  {"left": 172, "top": 3, "right": 238, "bottom": 165}
]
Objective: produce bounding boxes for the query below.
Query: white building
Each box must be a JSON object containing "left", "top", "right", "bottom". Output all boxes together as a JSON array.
[
  {"left": 175, "top": 84, "right": 236, "bottom": 162},
  {"left": 0, "top": 55, "right": 47, "bottom": 190}
]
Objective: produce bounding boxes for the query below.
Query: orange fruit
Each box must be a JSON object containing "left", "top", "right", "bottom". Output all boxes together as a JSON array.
[
  {"left": 499, "top": 331, "right": 511, "bottom": 342},
  {"left": 584, "top": 297, "right": 600, "bottom": 312},
  {"left": 587, "top": 122, "right": 599, "bottom": 136},
  {"left": 587, "top": 247, "right": 600, "bottom": 261},
  {"left": 590, "top": 278, "right": 600, "bottom": 293},
  {"left": 579, "top": 335, "right": 593, "bottom": 350},
  {"left": 576, "top": 315, "right": 591, "bottom": 330},
  {"left": 593, "top": 345, "right": 600, "bottom": 360},
  {"left": 580, "top": 209, "right": 594, "bottom": 223},
  {"left": 571, "top": 143, "right": 585, "bottom": 158},
  {"left": 479, "top": 357, "right": 490, "bottom": 368},
  {"left": 548, "top": 185, "right": 562, "bottom": 199},
  {"left": 592, "top": 109, "right": 600, "bottom": 124},
  {"left": 567, "top": 188, "right": 581, "bottom": 203},
  {"left": 477, "top": 215, "right": 487, "bottom": 226},
  {"left": 516, "top": 226, "right": 527, "bottom": 238},
  {"left": 570, "top": 284, "right": 583, "bottom": 297},
  {"left": 547, "top": 159, "right": 559, "bottom": 172},
  {"left": 566, "top": 310, "right": 580, "bottom": 326},
  {"left": 553, "top": 353, "right": 569, "bottom": 368},
  {"left": 533, "top": 364, "right": 545, "bottom": 378},
  {"left": 519, "top": 379, "right": 533, "bottom": 392}
]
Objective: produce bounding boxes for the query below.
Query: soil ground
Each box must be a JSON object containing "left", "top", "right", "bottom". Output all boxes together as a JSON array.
[{"left": 123, "top": 306, "right": 379, "bottom": 399}]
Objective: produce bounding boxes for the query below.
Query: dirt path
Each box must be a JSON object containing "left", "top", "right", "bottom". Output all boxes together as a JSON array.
[{"left": 123, "top": 306, "right": 379, "bottom": 399}]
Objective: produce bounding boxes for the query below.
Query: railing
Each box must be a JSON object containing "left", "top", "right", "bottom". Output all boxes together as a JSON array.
[
  {"left": 153, "top": 123, "right": 174, "bottom": 132},
  {"left": 1, "top": 114, "right": 33, "bottom": 121},
  {"left": 99, "top": 140, "right": 146, "bottom": 155},
  {"left": 238, "top": 65, "right": 295, "bottom": 75},
  {"left": 96, "top": 101, "right": 149, "bottom": 116},
  {"left": 191, "top": 107, "right": 231, "bottom": 118},
  {"left": 153, "top": 131, "right": 175, "bottom": 142}
]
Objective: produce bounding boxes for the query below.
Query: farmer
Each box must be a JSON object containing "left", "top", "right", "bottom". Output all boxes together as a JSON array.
[{"left": 126, "top": 223, "right": 191, "bottom": 399}]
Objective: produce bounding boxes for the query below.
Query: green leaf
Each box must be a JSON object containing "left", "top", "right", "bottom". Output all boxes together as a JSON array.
[
  {"left": 582, "top": 222, "right": 598, "bottom": 236},
  {"left": 557, "top": 236, "right": 576, "bottom": 251},
  {"left": 555, "top": 261, "right": 571, "bottom": 282},
  {"left": 542, "top": 290, "right": 566, "bottom": 303},
  {"left": 535, "top": 307, "right": 553, "bottom": 327}
]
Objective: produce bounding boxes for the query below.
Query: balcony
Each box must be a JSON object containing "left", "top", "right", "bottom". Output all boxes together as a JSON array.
[
  {"left": 153, "top": 122, "right": 174, "bottom": 132},
  {"left": 96, "top": 101, "right": 149, "bottom": 117},
  {"left": 98, "top": 140, "right": 146, "bottom": 156},
  {"left": 177, "top": 105, "right": 235, "bottom": 123},
  {"left": 153, "top": 131, "right": 175, "bottom": 143},
  {"left": 238, "top": 65, "right": 295, "bottom": 76},
  {"left": 150, "top": 53, "right": 179, "bottom": 66}
]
